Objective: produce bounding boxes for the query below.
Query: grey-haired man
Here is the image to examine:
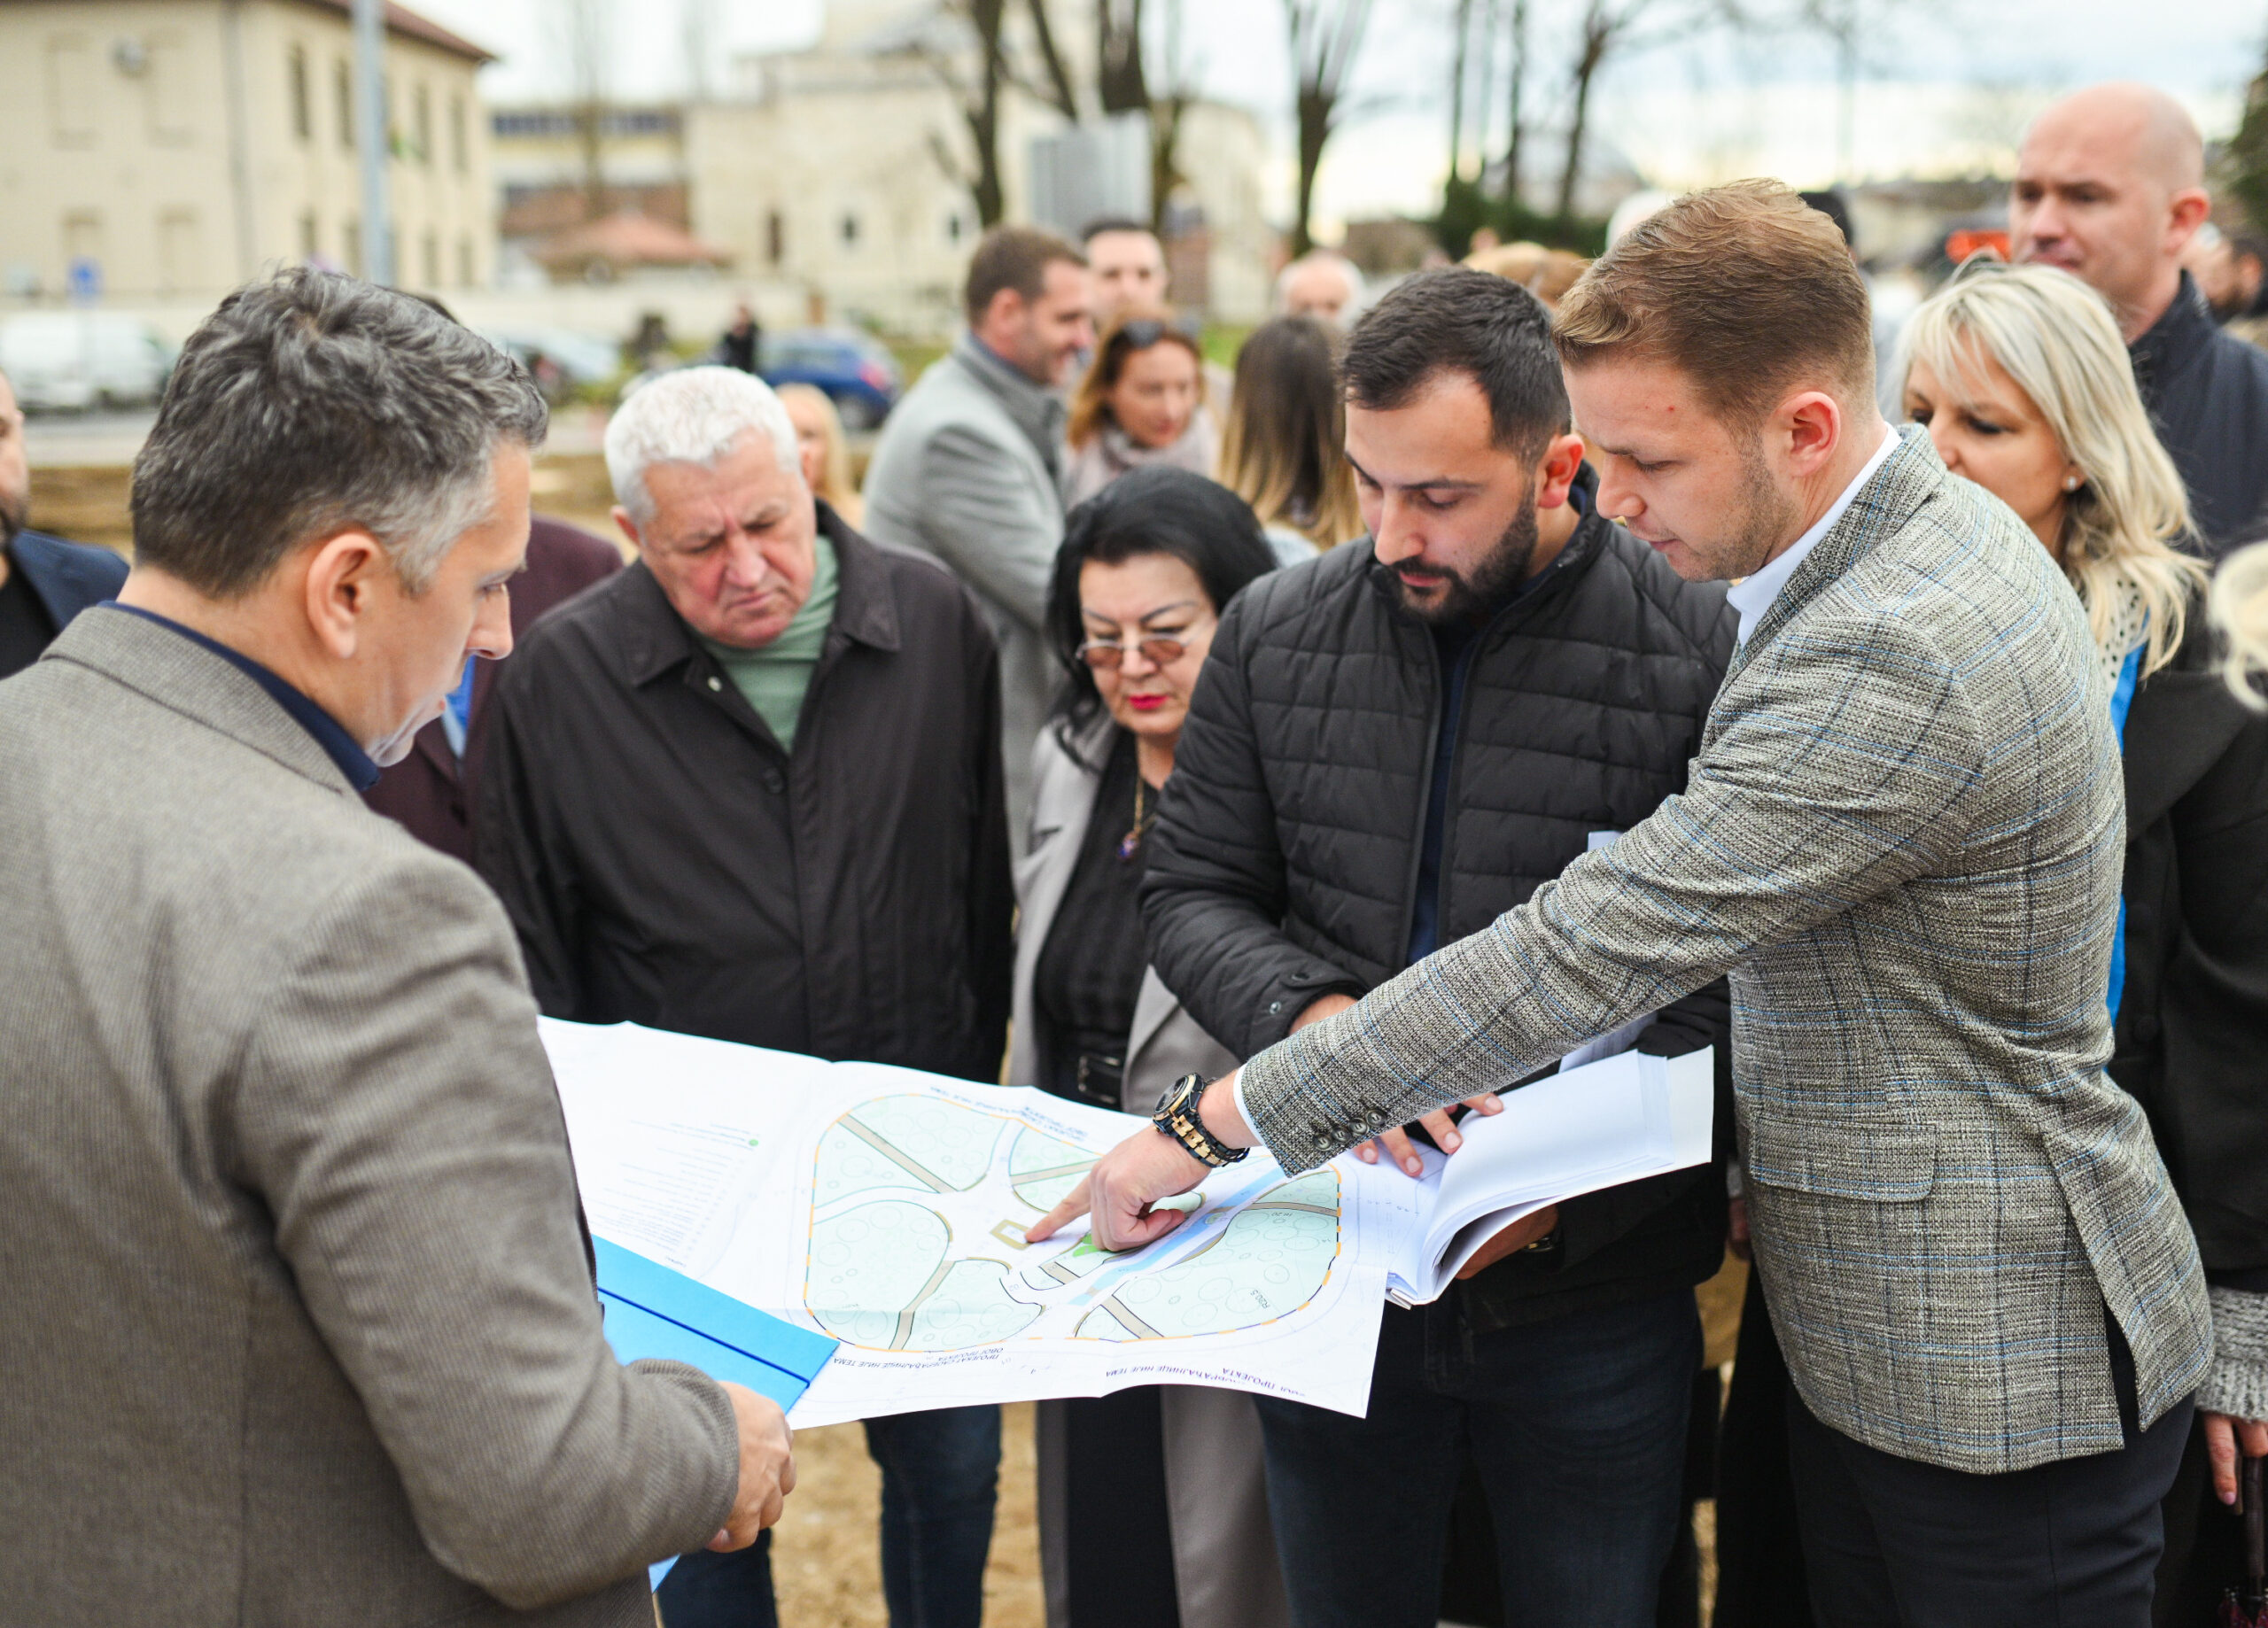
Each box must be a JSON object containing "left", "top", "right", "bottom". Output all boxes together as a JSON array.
[
  {"left": 0, "top": 270, "right": 792, "bottom": 1625},
  {"left": 476, "top": 366, "right": 1014, "bottom": 1628}
]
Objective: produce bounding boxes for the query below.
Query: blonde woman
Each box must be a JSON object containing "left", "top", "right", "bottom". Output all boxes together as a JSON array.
[
  {"left": 1214, "top": 315, "right": 1362, "bottom": 562},
  {"left": 1900, "top": 261, "right": 2268, "bottom": 1611},
  {"left": 775, "top": 381, "right": 864, "bottom": 526}
]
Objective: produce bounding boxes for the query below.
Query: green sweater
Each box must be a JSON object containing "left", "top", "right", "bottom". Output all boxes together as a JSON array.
[{"left": 698, "top": 536, "right": 839, "bottom": 753}]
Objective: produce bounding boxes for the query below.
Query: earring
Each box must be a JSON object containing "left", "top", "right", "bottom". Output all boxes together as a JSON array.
[{"left": 2063, "top": 475, "right": 2082, "bottom": 492}]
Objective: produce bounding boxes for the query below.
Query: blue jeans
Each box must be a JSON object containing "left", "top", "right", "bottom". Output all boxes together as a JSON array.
[
  {"left": 1255, "top": 1288, "right": 1700, "bottom": 1628},
  {"left": 655, "top": 1405, "right": 998, "bottom": 1628}
]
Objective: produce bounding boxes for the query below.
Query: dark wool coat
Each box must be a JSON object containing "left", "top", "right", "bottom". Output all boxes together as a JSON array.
[
  {"left": 2110, "top": 602, "right": 2268, "bottom": 1280},
  {"left": 2130, "top": 272, "right": 2268, "bottom": 554},
  {"left": 1142, "top": 487, "right": 1739, "bottom": 1328}
]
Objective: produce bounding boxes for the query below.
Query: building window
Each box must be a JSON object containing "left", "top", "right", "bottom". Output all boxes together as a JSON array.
[
  {"left": 415, "top": 84, "right": 431, "bottom": 167},
  {"left": 450, "top": 95, "right": 467, "bottom": 172},
  {"left": 334, "top": 58, "right": 353, "bottom": 150},
  {"left": 342, "top": 218, "right": 361, "bottom": 279},
  {"left": 457, "top": 235, "right": 475, "bottom": 287},
  {"left": 839, "top": 213, "right": 858, "bottom": 248},
  {"left": 144, "top": 36, "right": 192, "bottom": 144},
  {"left": 299, "top": 210, "right": 318, "bottom": 260},
  {"left": 422, "top": 231, "right": 439, "bottom": 286},
  {"left": 157, "top": 210, "right": 200, "bottom": 294},
  {"left": 47, "top": 37, "right": 97, "bottom": 147},
  {"left": 945, "top": 212, "right": 963, "bottom": 244},
  {"left": 289, "top": 46, "right": 311, "bottom": 143},
  {"left": 766, "top": 210, "right": 784, "bottom": 266}
]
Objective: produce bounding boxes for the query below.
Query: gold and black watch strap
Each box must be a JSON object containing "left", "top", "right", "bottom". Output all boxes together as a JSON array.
[{"left": 1152, "top": 1074, "right": 1248, "bottom": 1167}]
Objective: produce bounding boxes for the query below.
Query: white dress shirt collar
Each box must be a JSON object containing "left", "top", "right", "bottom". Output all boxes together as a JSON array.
[{"left": 1724, "top": 424, "right": 1901, "bottom": 647}]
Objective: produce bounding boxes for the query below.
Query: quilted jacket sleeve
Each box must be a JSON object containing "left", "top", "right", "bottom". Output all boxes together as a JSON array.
[
  {"left": 1238, "top": 609, "right": 1989, "bottom": 1172},
  {"left": 1142, "top": 591, "right": 1368, "bottom": 1059}
]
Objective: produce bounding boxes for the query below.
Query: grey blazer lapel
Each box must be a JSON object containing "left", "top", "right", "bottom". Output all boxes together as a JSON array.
[
  {"left": 41, "top": 606, "right": 354, "bottom": 794},
  {"left": 1721, "top": 426, "right": 1946, "bottom": 691}
]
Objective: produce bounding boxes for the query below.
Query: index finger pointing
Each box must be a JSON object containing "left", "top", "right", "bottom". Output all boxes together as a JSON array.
[{"left": 1026, "top": 1176, "right": 1094, "bottom": 1243}]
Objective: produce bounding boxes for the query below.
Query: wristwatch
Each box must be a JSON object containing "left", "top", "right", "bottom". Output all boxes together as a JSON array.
[{"left": 1152, "top": 1074, "right": 1248, "bottom": 1168}]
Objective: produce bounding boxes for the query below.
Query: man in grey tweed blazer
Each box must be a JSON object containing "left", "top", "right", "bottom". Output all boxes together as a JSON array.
[
  {"left": 1038, "top": 185, "right": 2211, "bottom": 1623},
  {"left": 0, "top": 272, "right": 790, "bottom": 1626}
]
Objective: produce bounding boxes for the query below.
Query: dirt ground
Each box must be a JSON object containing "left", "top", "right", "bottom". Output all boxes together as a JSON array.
[{"left": 30, "top": 452, "right": 1746, "bottom": 1628}]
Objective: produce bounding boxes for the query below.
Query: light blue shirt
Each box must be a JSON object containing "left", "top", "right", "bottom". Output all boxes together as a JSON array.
[{"left": 1723, "top": 425, "right": 1902, "bottom": 647}]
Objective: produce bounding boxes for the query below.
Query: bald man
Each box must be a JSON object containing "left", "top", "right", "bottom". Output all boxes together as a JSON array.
[
  {"left": 1275, "top": 252, "right": 1365, "bottom": 323},
  {"left": 2014, "top": 83, "right": 2268, "bottom": 552}
]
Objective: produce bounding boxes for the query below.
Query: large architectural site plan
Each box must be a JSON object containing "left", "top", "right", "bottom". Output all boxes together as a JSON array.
[{"left": 541, "top": 1019, "right": 1712, "bottom": 1426}]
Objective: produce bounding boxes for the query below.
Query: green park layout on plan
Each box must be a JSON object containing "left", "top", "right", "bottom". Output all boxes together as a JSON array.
[{"left": 804, "top": 1094, "right": 1343, "bottom": 1353}]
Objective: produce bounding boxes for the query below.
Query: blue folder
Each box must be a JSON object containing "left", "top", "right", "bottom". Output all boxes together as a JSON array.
[{"left": 593, "top": 1237, "right": 837, "bottom": 1590}]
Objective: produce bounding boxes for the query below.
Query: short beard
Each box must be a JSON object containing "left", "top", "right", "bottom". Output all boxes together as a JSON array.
[{"left": 1392, "top": 499, "right": 1542, "bottom": 625}]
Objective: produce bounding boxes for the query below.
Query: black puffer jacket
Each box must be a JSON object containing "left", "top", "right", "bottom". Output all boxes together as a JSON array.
[
  {"left": 1143, "top": 492, "right": 1739, "bottom": 1327},
  {"left": 2130, "top": 271, "right": 2268, "bottom": 554}
]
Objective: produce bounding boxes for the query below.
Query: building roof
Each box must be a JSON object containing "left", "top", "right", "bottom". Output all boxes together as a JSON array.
[
  {"left": 291, "top": 0, "right": 497, "bottom": 64},
  {"left": 533, "top": 210, "right": 733, "bottom": 274}
]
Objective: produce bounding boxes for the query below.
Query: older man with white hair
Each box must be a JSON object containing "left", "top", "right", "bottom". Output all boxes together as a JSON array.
[
  {"left": 2014, "top": 81, "right": 2268, "bottom": 551},
  {"left": 1275, "top": 250, "right": 1365, "bottom": 323},
  {"left": 475, "top": 366, "right": 1015, "bottom": 1628}
]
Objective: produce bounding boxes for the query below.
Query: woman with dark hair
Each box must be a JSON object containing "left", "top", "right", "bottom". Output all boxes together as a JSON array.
[
  {"left": 1009, "top": 465, "right": 1287, "bottom": 1628},
  {"left": 1062, "top": 310, "right": 1216, "bottom": 508},
  {"left": 1215, "top": 315, "right": 1362, "bottom": 562}
]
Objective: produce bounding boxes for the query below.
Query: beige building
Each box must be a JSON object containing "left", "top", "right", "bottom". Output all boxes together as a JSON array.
[
  {"left": 687, "top": 0, "right": 1274, "bottom": 334},
  {"left": 0, "top": 0, "right": 495, "bottom": 303}
]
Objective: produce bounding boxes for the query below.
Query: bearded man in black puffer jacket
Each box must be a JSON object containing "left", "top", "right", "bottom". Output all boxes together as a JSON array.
[{"left": 1140, "top": 267, "right": 1736, "bottom": 1628}]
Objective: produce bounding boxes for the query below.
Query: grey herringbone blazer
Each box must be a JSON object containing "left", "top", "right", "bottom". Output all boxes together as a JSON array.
[
  {"left": 1239, "top": 428, "right": 2211, "bottom": 1473},
  {"left": 0, "top": 608, "right": 738, "bottom": 1624}
]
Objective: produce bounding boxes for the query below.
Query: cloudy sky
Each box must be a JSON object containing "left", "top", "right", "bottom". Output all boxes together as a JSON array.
[{"left": 411, "top": 0, "right": 2268, "bottom": 229}]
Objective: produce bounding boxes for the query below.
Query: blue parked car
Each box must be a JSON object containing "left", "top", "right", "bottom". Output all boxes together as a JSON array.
[{"left": 759, "top": 328, "right": 903, "bottom": 430}]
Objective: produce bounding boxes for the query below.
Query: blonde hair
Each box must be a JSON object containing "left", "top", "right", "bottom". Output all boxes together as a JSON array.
[
  {"left": 774, "top": 382, "right": 862, "bottom": 526},
  {"left": 1215, "top": 315, "right": 1363, "bottom": 549},
  {"left": 1067, "top": 308, "right": 1203, "bottom": 451},
  {"left": 1899, "top": 261, "right": 2205, "bottom": 678},
  {"left": 2212, "top": 541, "right": 2268, "bottom": 705},
  {"left": 1464, "top": 241, "right": 1591, "bottom": 309}
]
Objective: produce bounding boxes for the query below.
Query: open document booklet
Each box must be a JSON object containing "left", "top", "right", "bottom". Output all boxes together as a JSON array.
[{"left": 543, "top": 1019, "right": 1713, "bottom": 1426}]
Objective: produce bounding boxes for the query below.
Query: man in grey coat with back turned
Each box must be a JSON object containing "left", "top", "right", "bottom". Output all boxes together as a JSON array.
[
  {"left": 863, "top": 225, "right": 1093, "bottom": 845},
  {"left": 1038, "top": 183, "right": 2212, "bottom": 1625},
  {"left": 0, "top": 269, "right": 791, "bottom": 1627}
]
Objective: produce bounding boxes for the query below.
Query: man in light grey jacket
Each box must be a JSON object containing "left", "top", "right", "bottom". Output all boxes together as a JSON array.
[
  {"left": 0, "top": 269, "right": 791, "bottom": 1627},
  {"left": 1040, "top": 183, "right": 2212, "bottom": 1624},
  {"left": 863, "top": 225, "right": 1092, "bottom": 843}
]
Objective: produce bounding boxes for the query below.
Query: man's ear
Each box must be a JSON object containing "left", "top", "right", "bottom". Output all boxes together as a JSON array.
[
  {"left": 1532, "top": 432, "right": 1588, "bottom": 508},
  {"left": 2169, "top": 189, "right": 2212, "bottom": 252},
  {"left": 1778, "top": 390, "right": 1845, "bottom": 477},
  {"left": 300, "top": 529, "right": 387, "bottom": 661},
  {"left": 613, "top": 506, "right": 645, "bottom": 554}
]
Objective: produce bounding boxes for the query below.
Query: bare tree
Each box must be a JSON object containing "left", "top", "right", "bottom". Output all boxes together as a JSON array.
[
  {"left": 1021, "top": 0, "right": 1084, "bottom": 121},
  {"left": 1500, "top": 0, "right": 1529, "bottom": 205},
  {"left": 1098, "top": 0, "right": 1148, "bottom": 113},
  {"left": 919, "top": 0, "right": 1014, "bottom": 227},
  {"left": 562, "top": 0, "right": 611, "bottom": 221},
  {"left": 1285, "top": 0, "right": 1378, "bottom": 258},
  {"left": 1447, "top": 0, "right": 1474, "bottom": 183},
  {"left": 1552, "top": 0, "right": 1722, "bottom": 222}
]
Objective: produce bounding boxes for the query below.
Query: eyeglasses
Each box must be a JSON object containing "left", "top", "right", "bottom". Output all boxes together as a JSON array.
[
  {"left": 1113, "top": 318, "right": 1169, "bottom": 351},
  {"left": 1076, "top": 635, "right": 1189, "bottom": 671}
]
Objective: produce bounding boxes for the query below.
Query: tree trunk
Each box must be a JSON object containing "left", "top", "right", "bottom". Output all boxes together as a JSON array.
[
  {"left": 1448, "top": 0, "right": 1472, "bottom": 184},
  {"left": 1025, "top": 0, "right": 1081, "bottom": 120},
  {"left": 1555, "top": 5, "right": 1607, "bottom": 221},
  {"left": 1502, "top": 0, "right": 1526, "bottom": 206},
  {"left": 972, "top": 0, "right": 1009, "bottom": 224},
  {"left": 1099, "top": 0, "right": 1150, "bottom": 115}
]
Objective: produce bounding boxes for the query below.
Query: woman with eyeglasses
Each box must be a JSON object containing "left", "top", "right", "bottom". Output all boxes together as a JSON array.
[
  {"left": 1009, "top": 466, "right": 1287, "bottom": 1628},
  {"left": 1061, "top": 310, "right": 1216, "bottom": 509}
]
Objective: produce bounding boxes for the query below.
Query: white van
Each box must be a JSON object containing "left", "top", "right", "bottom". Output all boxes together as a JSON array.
[{"left": 0, "top": 314, "right": 172, "bottom": 412}]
